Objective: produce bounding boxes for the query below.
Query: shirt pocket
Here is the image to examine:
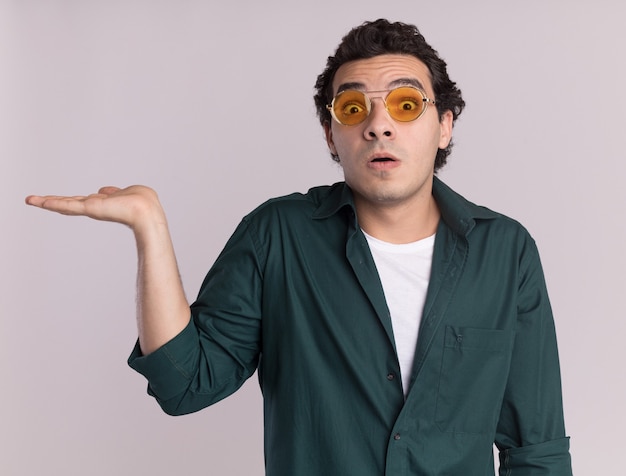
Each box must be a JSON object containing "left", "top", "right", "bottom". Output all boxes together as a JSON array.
[{"left": 435, "top": 325, "right": 514, "bottom": 435}]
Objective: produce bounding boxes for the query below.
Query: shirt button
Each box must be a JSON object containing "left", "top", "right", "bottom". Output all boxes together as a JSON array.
[
  {"left": 394, "top": 433, "right": 401, "bottom": 440},
  {"left": 428, "top": 313, "right": 436, "bottom": 326},
  {"left": 387, "top": 373, "right": 395, "bottom": 381}
]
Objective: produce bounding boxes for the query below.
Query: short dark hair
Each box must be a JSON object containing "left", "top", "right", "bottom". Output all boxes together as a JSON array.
[{"left": 314, "top": 19, "right": 465, "bottom": 171}]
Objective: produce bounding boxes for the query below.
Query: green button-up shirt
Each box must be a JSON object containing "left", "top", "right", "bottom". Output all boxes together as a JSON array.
[{"left": 129, "top": 178, "right": 572, "bottom": 475}]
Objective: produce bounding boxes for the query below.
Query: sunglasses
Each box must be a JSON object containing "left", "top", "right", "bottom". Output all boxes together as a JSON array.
[{"left": 326, "top": 86, "right": 436, "bottom": 126}]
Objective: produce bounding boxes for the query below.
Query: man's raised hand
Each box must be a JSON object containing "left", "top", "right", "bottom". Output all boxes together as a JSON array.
[{"left": 25, "top": 185, "right": 165, "bottom": 232}]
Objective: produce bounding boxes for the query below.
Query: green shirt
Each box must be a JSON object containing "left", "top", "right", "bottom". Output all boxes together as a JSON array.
[{"left": 129, "top": 178, "right": 572, "bottom": 475}]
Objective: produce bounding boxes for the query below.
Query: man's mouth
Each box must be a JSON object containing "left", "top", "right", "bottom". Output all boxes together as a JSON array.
[{"left": 367, "top": 155, "right": 400, "bottom": 171}]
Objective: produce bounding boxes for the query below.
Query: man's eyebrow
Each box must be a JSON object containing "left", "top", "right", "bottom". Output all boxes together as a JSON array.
[
  {"left": 336, "top": 82, "right": 366, "bottom": 94},
  {"left": 335, "top": 78, "right": 427, "bottom": 95},
  {"left": 388, "top": 77, "right": 426, "bottom": 90}
]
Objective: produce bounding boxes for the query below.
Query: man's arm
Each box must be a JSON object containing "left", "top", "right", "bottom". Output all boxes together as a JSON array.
[
  {"left": 495, "top": 234, "right": 572, "bottom": 475},
  {"left": 25, "top": 185, "right": 190, "bottom": 355}
]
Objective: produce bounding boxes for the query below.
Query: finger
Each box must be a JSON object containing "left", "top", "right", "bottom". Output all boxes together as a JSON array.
[
  {"left": 25, "top": 195, "right": 39, "bottom": 205},
  {"left": 33, "top": 196, "right": 91, "bottom": 216},
  {"left": 98, "top": 186, "right": 121, "bottom": 195},
  {"left": 25, "top": 195, "right": 84, "bottom": 207}
]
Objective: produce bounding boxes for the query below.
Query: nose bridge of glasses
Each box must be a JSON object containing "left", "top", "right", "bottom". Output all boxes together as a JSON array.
[
  {"left": 365, "top": 91, "right": 393, "bottom": 117},
  {"left": 365, "top": 90, "right": 390, "bottom": 105}
]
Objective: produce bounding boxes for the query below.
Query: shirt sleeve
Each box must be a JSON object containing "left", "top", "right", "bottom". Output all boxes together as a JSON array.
[
  {"left": 495, "top": 232, "right": 573, "bottom": 474},
  {"left": 128, "top": 217, "right": 263, "bottom": 416}
]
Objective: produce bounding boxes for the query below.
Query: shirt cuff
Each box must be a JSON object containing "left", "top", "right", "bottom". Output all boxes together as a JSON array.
[
  {"left": 127, "top": 317, "right": 199, "bottom": 401},
  {"left": 499, "top": 437, "right": 572, "bottom": 475}
]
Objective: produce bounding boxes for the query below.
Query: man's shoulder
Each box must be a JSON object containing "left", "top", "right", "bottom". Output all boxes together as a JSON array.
[
  {"left": 244, "top": 183, "right": 348, "bottom": 221},
  {"left": 248, "top": 182, "right": 347, "bottom": 218},
  {"left": 434, "top": 178, "right": 533, "bottom": 241}
]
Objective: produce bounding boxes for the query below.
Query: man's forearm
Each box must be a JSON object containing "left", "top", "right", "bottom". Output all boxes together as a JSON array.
[{"left": 133, "top": 215, "right": 190, "bottom": 356}]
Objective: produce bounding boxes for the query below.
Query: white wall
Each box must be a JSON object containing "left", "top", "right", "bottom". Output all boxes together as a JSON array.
[{"left": 2, "top": 1, "right": 624, "bottom": 474}]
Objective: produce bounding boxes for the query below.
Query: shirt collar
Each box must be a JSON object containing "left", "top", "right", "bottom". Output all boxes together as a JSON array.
[
  {"left": 312, "top": 177, "right": 499, "bottom": 237},
  {"left": 311, "top": 182, "right": 357, "bottom": 220},
  {"left": 432, "top": 176, "right": 499, "bottom": 236}
]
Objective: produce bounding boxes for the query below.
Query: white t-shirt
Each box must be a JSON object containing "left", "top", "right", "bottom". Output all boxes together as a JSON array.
[{"left": 363, "top": 231, "right": 435, "bottom": 396}]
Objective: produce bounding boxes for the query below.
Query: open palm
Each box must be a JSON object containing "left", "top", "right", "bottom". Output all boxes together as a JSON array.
[{"left": 25, "top": 185, "right": 163, "bottom": 230}]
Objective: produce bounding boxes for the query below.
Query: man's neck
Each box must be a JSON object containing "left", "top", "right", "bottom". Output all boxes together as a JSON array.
[{"left": 355, "top": 194, "right": 440, "bottom": 244}]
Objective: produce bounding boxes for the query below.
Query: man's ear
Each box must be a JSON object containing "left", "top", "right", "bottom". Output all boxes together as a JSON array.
[
  {"left": 323, "top": 121, "right": 338, "bottom": 156},
  {"left": 438, "top": 110, "right": 454, "bottom": 149}
]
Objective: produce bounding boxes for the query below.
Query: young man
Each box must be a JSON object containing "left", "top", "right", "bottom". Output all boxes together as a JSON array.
[{"left": 26, "top": 19, "right": 572, "bottom": 476}]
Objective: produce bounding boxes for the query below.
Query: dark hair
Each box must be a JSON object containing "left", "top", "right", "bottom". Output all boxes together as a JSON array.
[{"left": 314, "top": 19, "right": 465, "bottom": 171}]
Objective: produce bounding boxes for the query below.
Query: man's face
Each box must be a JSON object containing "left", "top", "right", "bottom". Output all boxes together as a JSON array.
[{"left": 324, "top": 54, "right": 452, "bottom": 211}]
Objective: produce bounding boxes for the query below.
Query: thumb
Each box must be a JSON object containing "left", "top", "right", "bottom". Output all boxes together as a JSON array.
[{"left": 98, "top": 186, "right": 121, "bottom": 195}]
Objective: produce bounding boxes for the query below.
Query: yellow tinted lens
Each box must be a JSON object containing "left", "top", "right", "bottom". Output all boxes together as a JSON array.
[
  {"left": 332, "top": 90, "right": 369, "bottom": 125},
  {"left": 386, "top": 87, "right": 426, "bottom": 122}
]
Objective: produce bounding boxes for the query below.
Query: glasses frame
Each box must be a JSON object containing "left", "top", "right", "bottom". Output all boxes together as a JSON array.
[{"left": 326, "top": 86, "right": 436, "bottom": 126}]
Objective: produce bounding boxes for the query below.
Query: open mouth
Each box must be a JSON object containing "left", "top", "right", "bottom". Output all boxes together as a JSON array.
[{"left": 371, "top": 157, "right": 395, "bottom": 162}]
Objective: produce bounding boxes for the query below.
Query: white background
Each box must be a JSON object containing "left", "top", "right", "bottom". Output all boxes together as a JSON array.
[{"left": 2, "top": 1, "right": 625, "bottom": 474}]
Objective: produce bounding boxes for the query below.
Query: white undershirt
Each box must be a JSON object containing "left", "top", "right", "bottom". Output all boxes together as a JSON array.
[{"left": 363, "top": 231, "right": 435, "bottom": 396}]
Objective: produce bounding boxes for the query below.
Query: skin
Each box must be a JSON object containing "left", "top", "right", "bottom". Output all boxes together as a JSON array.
[{"left": 324, "top": 54, "right": 453, "bottom": 243}]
